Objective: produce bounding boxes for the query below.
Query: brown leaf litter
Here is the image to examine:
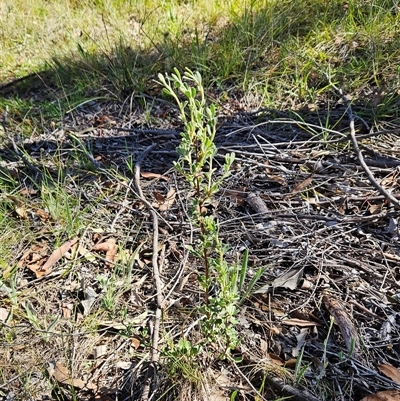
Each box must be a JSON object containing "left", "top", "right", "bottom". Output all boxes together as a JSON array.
[{"left": 2, "top": 97, "right": 400, "bottom": 400}]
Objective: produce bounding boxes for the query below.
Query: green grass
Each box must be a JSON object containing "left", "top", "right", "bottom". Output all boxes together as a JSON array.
[{"left": 2, "top": 0, "right": 400, "bottom": 116}]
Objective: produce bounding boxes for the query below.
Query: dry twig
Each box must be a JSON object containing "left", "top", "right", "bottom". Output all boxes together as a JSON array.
[
  {"left": 133, "top": 144, "right": 163, "bottom": 401},
  {"left": 338, "top": 89, "right": 400, "bottom": 209},
  {"left": 265, "top": 375, "right": 322, "bottom": 401}
]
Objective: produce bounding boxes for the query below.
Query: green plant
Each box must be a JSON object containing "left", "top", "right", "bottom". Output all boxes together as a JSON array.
[
  {"left": 23, "top": 302, "right": 59, "bottom": 342},
  {"left": 158, "top": 68, "right": 234, "bottom": 298},
  {"left": 317, "top": 315, "right": 335, "bottom": 380},
  {"left": 97, "top": 272, "right": 119, "bottom": 313},
  {"left": 294, "top": 346, "right": 308, "bottom": 386},
  {"left": 158, "top": 68, "right": 251, "bottom": 351},
  {"left": 164, "top": 338, "right": 203, "bottom": 385},
  {"left": 0, "top": 266, "right": 19, "bottom": 309}
]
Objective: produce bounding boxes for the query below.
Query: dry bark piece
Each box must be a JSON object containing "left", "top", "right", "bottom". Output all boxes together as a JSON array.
[
  {"left": 246, "top": 192, "right": 268, "bottom": 214},
  {"left": 323, "top": 295, "right": 362, "bottom": 360}
]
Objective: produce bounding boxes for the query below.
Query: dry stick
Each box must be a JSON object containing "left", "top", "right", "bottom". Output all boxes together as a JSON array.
[
  {"left": 134, "top": 145, "right": 163, "bottom": 401},
  {"left": 265, "top": 375, "right": 322, "bottom": 401},
  {"left": 339, "top": 89, "right": 400, "bottom": 209}
]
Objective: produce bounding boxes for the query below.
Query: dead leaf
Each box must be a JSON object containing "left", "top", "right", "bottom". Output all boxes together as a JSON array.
[
  {"left": 51, "top": 361, "right": 96, "bottom": 390},
  {"left": 105, "top": 238, "right": 118, "bottom": 263},
  {"left": 32, "top": 243, "right": 47, "bottom": 252},
  {"left": 92, "top": 240, "right": 113, "bottom": 252},
  {"left": 140, "top": 171, "right": 169, "bottom": 181},
  {"left": 19, "top": 188, "right": 38, "bottom": 196},
  {"left": 285, "top": 358, "right": 298, "bottom": 368},
  {"left": 139, "top": 246, "right": 162, "bottom": 265},
  {"left": 153, "top": 191, "right": 165, "bottom": 203},
  {"left": 28, "top": 252, "right": 43, "bottom": 264},
  {"left": 381, "top": 170, "right": 399, "bottom": 189},
  {"left": 130, "top": 337, "right": 140, "bottom": 350},
  {"left": 159, "top": 188, "right": 176, "bottom": 211},
  {"left": 62, "top": 303, "right": 73, "bottom": 319},
  {"left": 293, "top": 328, "right": 309, "bottom": 356},
  {"left": 286, "top": 174, "right": 314, "bottom": 199},
  {"left": 81, "top": 287, "right": 98, "bottom": 316},
  {"left": 92, "top": 238, "right": 118, "bottom": 264},
  {"left": 268, "top": 353, "right": 285, "bottom": 366},
  {"left": 32, "top": 238, "right": 79, "bottom": 278},
  {"left": 115, "top": 361, "right": 133, "bottom": 370},
  {"left": 210, "top": 371, "right": 232, "bottom": 401},
  {"left": 15, "top": 205, "right": 28, "bottom": 219},
  {"left": 35, "top": 208, "right": 50, "bottom": 222},
  {"left": 281, "top": 318, "right": 320, "bottom": 327},
  {"left": 93, "top": 115, "right": 116, "bottom": 127},
  {"left": 52, "top": 362, "right": 72, "bottom": 385},
  {"left": 77, "top": 245, "right": 96, "bottom": 262},
  {"left": 0, "top": 307, "right": 10, "bottom": 323},
  {"left": 300, "top": 279, "right": 313, "bottom": 290},
  {"left": 377, "top": 363, "right": 400, "bottom": 384},
  {"left": 270, "top": 326, "right": 281, "bottom": 335},
  {"left": 360, "top": 390, "right": 400, "bottom": 401},
  {"left": 268, "top": 173, "right": 287, "bottom": 186},
  {"left": 224, "top": 189, "right": 246, "bottom": 206},
  {"left": 369, "top": 203, "right": 383, "bottom": 215},
  {"left": 26, "top": 262, "right": 44, "bottom": 276},
  {"left": 7, "top": 195, "right": 28, "bottom": 219},
  {"left": 260, "top": 338, "right": 268, "bottom": 355},
  {"left": 93, "top": 345, "right": 108, "bottom": 359},
  {"left": 272, "top": 268, "right": 304, "bottom": 290},
  {"left": 94, "top": 395, "right": 115, "bottom": 401}
]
